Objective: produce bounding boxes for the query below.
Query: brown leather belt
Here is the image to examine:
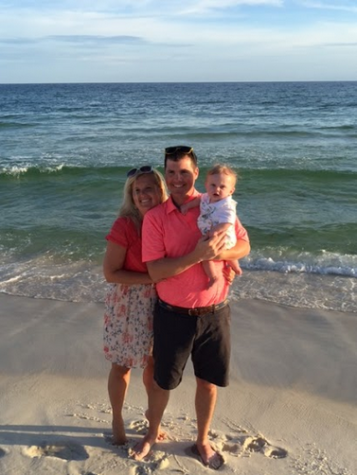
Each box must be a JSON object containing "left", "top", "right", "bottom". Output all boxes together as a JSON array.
[{"left": 158, "top": 298, "right": 228, "bottom": 316}]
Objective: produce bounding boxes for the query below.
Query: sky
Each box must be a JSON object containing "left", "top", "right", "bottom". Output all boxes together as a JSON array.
[{"left": 0, "top": 0, "right": 357, "bottom": 83}]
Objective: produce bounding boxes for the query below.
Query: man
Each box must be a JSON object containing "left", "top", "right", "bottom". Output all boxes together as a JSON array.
[{"left": 134, "top": 146, "right": 250, "bottom": 469}]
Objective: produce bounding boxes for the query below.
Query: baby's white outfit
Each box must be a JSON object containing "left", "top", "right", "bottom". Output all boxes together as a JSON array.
[{"left": 197, "top": 193, "right": 237, "bottom": 248}]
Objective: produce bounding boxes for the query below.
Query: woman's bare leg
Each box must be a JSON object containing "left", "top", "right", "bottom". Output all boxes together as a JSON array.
[{"left": 108, "top": 363, "right": 131, "bottom": 445}]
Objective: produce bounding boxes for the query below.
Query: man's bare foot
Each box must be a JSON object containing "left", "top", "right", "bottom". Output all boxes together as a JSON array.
[
  {"left": 191, "top": 443, "right": 225, "bottom": 470},
  {"left": 131, "top": 433, "right": 157, "bottom": 460},
  {"left": 145, "top": 409, "right": 167, "bottom": 441},
  {"left": 112, "top": 419, "right": 128, "bottom": 446}
]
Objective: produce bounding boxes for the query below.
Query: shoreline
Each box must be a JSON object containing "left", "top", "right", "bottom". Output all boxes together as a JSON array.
[
  {"left": 0, "top": 293, "right": 356, "bottom": 474},
  {"left": 1, "top": 265, "right": 356, "bottom": 314}
]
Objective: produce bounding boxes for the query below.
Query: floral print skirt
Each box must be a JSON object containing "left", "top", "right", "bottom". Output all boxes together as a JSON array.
[{"left": 103, "top": 283, "right": 157, "bottom": 369}]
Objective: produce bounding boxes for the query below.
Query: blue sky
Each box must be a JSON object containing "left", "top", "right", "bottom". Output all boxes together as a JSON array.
[{"left": 1, "top": 0, "right": 357, "bottom": 83}]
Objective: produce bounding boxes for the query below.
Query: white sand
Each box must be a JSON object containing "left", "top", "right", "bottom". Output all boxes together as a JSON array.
[{"left": 0, "top": 293, "right": 356, "bottom": 475}]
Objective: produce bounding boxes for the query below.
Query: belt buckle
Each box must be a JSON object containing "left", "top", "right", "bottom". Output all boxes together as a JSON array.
[
  {"left": 189, "top": 306, "right": 213, "bottom": 316},
  {"left": 188, "top": 308, "right": 199, "bottom": 316}
]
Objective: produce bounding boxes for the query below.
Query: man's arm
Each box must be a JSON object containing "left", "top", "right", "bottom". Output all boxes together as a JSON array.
[
  {"left": 147, "top": 232, "right": 227, "bottom": 282},
  {"left": 216, "top": 216, "right": 251, "bottom": 261},
  {"left": 216, "top": 238, "right": 250, "bottom": 261}
]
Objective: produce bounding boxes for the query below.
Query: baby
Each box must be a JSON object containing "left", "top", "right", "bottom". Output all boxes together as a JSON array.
[{"left": 182, "top": 164, "right": 242, "bottom": 287}]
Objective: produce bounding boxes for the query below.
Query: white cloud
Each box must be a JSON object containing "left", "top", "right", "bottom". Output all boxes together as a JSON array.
[
  {"left": 299, "top": 1, "right": 357, "bottom": 13},
  {"left": 0, "top": 2, "right": 356, "bottom": 47},
  {"left": 0, "top": 0, "right": 357, "bottom": 82}
]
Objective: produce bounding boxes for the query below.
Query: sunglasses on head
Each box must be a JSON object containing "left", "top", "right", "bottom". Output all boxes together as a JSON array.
[
  {"left": 164, "top": 145, "right": 194, "bottom": 156},
  {"left": 126, "top": 165, "right": 153, "bottom": 178},
  {"left": 164, "top": 146, "right": 197, "bottom": 165}
]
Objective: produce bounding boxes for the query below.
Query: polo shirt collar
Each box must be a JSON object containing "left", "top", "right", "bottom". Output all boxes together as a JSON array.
[{"left": 166, "top": 189, "right": 200, "bottom": 214}]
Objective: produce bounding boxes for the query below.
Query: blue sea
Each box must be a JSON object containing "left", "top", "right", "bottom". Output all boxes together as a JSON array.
[{"left": 0, "top": 82, "right": 356, "bottom": 312}]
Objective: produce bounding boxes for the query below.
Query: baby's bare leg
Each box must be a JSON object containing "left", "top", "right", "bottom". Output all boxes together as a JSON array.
[
  {"left": 227, "top": 259, "right": 242, "bottom": 275},
  {"left": 202, "top": 260, "right": 218, "bottom": 287}
]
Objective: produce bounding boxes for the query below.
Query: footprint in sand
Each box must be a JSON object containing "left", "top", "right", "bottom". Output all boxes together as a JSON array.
[
  {"left": 23, "top": 441, "right": 89, "bottom": 461},
  {"left": 130, "top": 459, "right": 170, "bottom": 475},
  {"left": 127, "top": 448, "right": 170, "bottom": 474},
  {"left": 128, "top": 419, "right": 149, "bottom": 435},
  {"left": 0, "top": 447, "right": 7, "bottom": 458},
  {"left": 243, "top": 435, "right": 288, "bottom": 459},
  {"left": 221, "top": 434, "right": 287, "bottom": 459}
]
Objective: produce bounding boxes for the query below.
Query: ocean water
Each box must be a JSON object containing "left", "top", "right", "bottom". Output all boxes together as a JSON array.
[{"left": 0, "top": 82, "right": 356, "bottom": 312}]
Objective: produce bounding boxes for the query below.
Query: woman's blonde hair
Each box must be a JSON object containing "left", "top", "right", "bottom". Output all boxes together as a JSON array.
[{"left": 119, "top": 168, "right": 168, "bottom": 231}]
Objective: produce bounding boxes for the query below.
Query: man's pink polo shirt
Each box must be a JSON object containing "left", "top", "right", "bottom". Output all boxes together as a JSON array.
[{"left": 142, "top": 192, "right": 249, "bottom": 308}]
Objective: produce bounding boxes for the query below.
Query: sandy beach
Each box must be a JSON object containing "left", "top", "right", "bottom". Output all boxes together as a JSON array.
[{"left": 0, "top": 293, "right": 356, "bottom": 475}]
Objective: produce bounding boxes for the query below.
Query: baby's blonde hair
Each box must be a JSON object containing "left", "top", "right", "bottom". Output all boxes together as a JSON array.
[{"left": 206, "top": 164, "right": 237, "bottom": 185}]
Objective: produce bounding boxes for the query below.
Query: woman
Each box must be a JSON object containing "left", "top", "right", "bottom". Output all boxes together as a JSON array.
[{"left": 103, "top": 166, "right": 168, "bottom": 445}]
